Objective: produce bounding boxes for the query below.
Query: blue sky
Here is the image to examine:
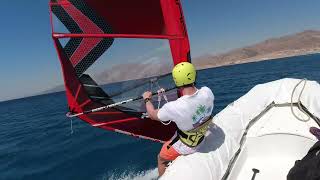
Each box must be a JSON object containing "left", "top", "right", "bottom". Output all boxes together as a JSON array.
[{"left": 1, "top": 0, "right": 320, "bottom": 102}]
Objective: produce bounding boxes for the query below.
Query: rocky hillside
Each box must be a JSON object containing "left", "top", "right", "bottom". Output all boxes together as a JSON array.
[{"left": 194, "top": 30, "right": 320, "bottom": 69}]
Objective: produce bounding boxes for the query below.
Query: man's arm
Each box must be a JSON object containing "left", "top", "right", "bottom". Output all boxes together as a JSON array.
[
  {"left": 143, "top": 91, "right": 160, "bottom": 121},
  {"left": 145, "top": 101, "right": 160, "bottom": 121}
]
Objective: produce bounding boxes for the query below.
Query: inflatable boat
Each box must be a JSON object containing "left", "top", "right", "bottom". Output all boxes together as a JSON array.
[{"left": 161, "top": 78, "right": 320, "bottom": 180}]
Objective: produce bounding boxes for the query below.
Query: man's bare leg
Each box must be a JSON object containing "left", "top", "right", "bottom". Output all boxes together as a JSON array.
[{"left": 158, "top": 154, "right": 170, "bottom": 177}]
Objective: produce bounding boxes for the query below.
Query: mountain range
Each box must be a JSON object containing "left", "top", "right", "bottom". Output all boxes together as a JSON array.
[
  {"left": 45, "top": 30, "right": 320, "bottom": 93},
  {"left": 194, "top": 30, "right": 320, "bottom": 69}
]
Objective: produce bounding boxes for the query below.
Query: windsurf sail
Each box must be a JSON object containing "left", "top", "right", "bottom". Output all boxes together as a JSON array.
[{"left": 49, "top": 0, "right": 191, "bottom": 142}]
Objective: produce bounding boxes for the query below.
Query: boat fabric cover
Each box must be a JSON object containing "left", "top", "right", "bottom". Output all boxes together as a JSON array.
[{"left": 160, "top": 78, "right": 320, "bottom": 180}]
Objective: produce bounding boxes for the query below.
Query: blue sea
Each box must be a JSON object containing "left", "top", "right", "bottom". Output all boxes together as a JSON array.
[{"left": 1, "top": 54, "right": 320, "bottom": 180}]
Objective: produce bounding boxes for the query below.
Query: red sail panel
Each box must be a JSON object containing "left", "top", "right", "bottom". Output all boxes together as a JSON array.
[
  {"left": 84, "top": 0, "right": 165, "bottom": 35},
  {"left": 50, "top": 0, "right": 191, "bottom": 143},
  {"left": 161, "top": 0, "right": 192, "bottom": 64}
]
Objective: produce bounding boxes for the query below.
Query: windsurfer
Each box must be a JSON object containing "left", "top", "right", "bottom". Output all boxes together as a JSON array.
[{"left": 142, "top": 62, "right": 215, "bottom": 176}]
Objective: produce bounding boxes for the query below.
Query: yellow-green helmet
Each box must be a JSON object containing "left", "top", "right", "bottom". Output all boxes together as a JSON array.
[{"left": 172, "top": 62, "right": 196, "bottom": 87}]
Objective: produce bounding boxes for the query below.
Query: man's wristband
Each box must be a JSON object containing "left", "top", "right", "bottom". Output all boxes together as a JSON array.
[{"left": 144, "top": 98, "right": 151, "bottom": 104}]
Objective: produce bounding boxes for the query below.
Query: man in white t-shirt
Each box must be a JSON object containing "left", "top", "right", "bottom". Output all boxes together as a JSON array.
[{"left": 142, "top": 62, "right": 214, "bottom": 176}]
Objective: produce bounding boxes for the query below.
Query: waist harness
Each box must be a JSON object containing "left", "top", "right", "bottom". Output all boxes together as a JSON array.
[{"left": 167, "top": 116, "right": 213, "bottom": 149}]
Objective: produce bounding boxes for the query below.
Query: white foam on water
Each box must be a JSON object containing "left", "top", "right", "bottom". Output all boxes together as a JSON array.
[{"left": 104, "top": 168, "right": 158, "bottom": 180}]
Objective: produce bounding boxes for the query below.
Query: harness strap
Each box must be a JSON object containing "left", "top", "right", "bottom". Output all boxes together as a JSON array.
[
  {"left": 167, "top": 116, "right": 213, "bottom": 149},
  {"left": 167, "top": 135, "right": 180, "bottom": 150}
]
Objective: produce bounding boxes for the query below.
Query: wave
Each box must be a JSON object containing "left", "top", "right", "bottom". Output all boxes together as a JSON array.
[{"left": 105, "top": 168, "right": 158, "bottom": 180}]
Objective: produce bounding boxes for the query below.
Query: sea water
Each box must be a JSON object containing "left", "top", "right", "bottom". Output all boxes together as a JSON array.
[{"left": 0, "top": 54, "right": 319, "bottom": 180}]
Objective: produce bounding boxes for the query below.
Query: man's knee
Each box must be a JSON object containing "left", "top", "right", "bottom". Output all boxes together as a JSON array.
[{"left": 158, "top": 154, "right": 171, "bottom": 166}]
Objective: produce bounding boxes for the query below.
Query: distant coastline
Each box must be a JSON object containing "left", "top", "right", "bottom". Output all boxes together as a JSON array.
[
  {"left": 196, "top": 49, "right": 320, "bottom": 70},
  {"left": 23, "top": 30, "right": 320, "bottom": 99},
  {"left": 194, "top": 30, "right": 320, "bottom": 69}
]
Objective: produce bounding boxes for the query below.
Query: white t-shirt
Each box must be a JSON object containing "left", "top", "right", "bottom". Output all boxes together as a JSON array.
[{"left": 158, "top": 86, "right": 214, "bottom": 154}]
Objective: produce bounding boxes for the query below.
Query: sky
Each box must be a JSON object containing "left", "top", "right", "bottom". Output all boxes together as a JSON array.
[{"left": 1, "top": 0, "right": 320, "bottom": 102}]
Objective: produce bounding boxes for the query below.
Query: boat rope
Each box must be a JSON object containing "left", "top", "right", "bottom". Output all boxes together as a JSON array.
[
  {"left": 70, "top": 117, "right": 74, "bottom": 134},
  {"left": 157, "top": 87, "right": 171, "bottom": 125},
  {"left": 290, "top": 78, "right": 310, "bottom": 122}
]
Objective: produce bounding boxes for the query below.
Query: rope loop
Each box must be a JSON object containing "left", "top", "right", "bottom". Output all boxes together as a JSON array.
[{"left": 290, "top": 79, "right": 310, "bottom": 122}]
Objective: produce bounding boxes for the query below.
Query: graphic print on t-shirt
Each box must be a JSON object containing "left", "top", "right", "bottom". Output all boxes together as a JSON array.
[{"left": 192, "top": 104, "right": 213, "bottom": 128}]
